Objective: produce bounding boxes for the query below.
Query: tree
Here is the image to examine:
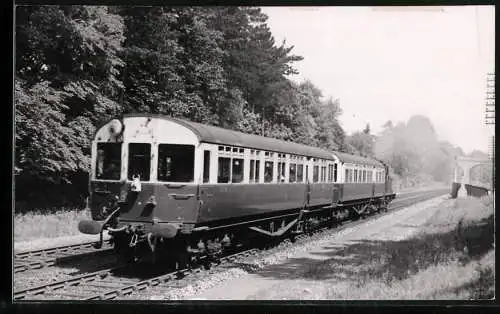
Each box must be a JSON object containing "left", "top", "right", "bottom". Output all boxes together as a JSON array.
[
  {"left": 347, "top": 131, "right": 374, "bottom": 157},
  {"left": 374, "top": 115, "right": 461, "bottom": 186},
  {"left": 15, "top": 6, "right": 126, "bottom": 208}
]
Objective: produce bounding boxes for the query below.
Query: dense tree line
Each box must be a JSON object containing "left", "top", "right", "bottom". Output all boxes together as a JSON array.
[{"left": 15, "top": 6, "right": 477, "bottom": 211}]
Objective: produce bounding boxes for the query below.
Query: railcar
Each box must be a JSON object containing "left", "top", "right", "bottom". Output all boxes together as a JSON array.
[{"left": 78, "top": 114, "right": 396, "bottom": 265}]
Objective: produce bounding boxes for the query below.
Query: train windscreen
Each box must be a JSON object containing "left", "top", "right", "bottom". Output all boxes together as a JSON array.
[
  {"left": 128, "top": 143, "right": 151, "bottom": 181},
  {"left": 95, "top": 143, "right": 122, "bottom": 180}
]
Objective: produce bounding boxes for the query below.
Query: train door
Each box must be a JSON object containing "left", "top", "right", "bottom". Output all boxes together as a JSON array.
[
  {"left": 305, "top": 164, "right": 310, "bottom": 205},
  {"left": 155, "top": 144, "right": 199, "bottom": 223}
]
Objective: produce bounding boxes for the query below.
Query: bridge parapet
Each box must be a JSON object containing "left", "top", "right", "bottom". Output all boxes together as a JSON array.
[{"left": 452, "top": 156, "right": 493, "bottom": 198}]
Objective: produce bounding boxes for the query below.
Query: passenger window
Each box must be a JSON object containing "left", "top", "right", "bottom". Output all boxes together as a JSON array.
[
  {"left": 354, "top": 170, "right": 358, "bottom": 183},
  {"left": 96, "top": 143, "right": 122, "bottom": 180},
  {"left": 289, "top": 163, "right": 296, "bottom": 183},
  {"left": 157, "top": 144, "right": 194, "bottom": 182},
  {"left": 128, "top": 143, "right": 151, "bottom": 181},
  {"left": 313, "top": 165, "right": 319, "bottom": 183},
  {"left": 218, "top": 157, "right": 231, "bottom": 183},
  {"left": 255, "top": 160, "right": 260, "bottom": 182},
  {"left": 334, "top": 164, "right": 338, "bottom": 182},
  {"left": 297, "top": 164, "right": 304, "bottom": 182},
  {"left": 203, "top": 150, "right": 210, "bottom": 183},
  {"left": 363, "top": 170, "right": 367, "bottom": 183},
  {"left": 278, "top": 162, "right": 286, "bottom": 182},
  {"left": 232, "top": 158, "right": 244, "bottom": 183},
  {"left": 349, "top": 169, "right": 353, "bottom": 183},
  {"left": 264, "top": 161, "right": 274, "bottom": 183},
  {"left": 321, "top": 166, "right": 326, "bottom": 182},
  {"left": 345, "top": 169, "right": 349, "bottom": 183},
  {"left": 250, "top": 160, "right": 261, "bottom": 183},
  {"left": 250, "top": 160, "right": 255, "bottom": 183}
]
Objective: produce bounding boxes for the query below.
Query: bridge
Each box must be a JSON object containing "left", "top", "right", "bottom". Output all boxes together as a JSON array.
[{"left": 451, "top": 155, "right": 494, "bottom": 198}]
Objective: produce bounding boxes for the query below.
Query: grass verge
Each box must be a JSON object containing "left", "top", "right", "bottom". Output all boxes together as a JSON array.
[
  {"left": 256, "top": 195, "right": 494, "bottom": 300},
  {"left": 14, "top": 208, "right": 91, "bottom": 243}
]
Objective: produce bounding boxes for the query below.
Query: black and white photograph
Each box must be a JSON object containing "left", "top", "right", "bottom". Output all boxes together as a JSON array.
[{"left": 13, "top": 5, "right": 494, "bottom": 301}]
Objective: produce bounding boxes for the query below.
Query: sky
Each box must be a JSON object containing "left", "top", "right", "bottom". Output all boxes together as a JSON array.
[{"left": 261, "top": 6, "right": 495, "bottom": 154}]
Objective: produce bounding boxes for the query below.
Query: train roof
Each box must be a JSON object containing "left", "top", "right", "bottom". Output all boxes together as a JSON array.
[
  {"left": 133, "top": 114, "right": 333, "bottom": 159},
  {"left": 332, "top": 151, "right": 384, "bottom": 167},
  {"left": 120, "top": 114, "right": 383, "bottom": 166}
]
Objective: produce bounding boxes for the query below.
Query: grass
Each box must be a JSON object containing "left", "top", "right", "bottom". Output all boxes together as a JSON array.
[
  {"left": 252, "top": 195, "right": 494, "bottom": 300},
  {"left": 14, "top": 208, "right": 92, "bottom": 243}
]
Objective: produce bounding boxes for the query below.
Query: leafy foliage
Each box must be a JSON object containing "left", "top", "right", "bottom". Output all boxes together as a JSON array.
[{"left": 15, "top": 6, "right": 125, "bottom": 208}]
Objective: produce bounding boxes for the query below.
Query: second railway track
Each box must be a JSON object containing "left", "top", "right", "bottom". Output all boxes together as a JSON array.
[
  {"left": 14, "top": 240, "right": 113, "bottom": 273},
  {"left": 14, "top": 189, "right": 448, "bottom": 301}
]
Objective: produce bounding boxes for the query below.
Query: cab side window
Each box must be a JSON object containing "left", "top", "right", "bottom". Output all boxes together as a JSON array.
[{"left": 157, "top": 144, "right": 194, "bottom": 182}]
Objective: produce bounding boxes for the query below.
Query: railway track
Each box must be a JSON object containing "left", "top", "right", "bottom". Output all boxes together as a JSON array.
[
  {"left": 14, "top": 249, "right": 259, "bottom": 300},
  {"left": 14, "top": 240, "right": 113, "bottom": 273},
  {"left": 14, "top": 189, "right": 448, "bottom": 301}
]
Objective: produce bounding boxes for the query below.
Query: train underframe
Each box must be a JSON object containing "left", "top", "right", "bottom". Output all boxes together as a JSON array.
[{"left": 102, "top": 194, "right": 394, "bottom": 268}]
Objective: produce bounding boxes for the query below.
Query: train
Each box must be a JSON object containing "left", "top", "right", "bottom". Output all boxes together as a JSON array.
[{"left": 78, "top": 114, "right": 396, "bottom": 266}]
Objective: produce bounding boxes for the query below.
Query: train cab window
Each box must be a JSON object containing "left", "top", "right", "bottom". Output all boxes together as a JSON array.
[
  {"left": 289, "top": 164, "right": 297, "bottom": 183},
  {"left": 218, "top": 157, "right": 231, "bottom": 183},
  {"left": 203, "top": 150, "right": 210, "bottom": 183},
  {"left": 313, "top": 165, "right": 319, "bottom": 183},
  {"left": 232, "top": 158, "right": 244, "bottom": 183},
  {"left": 297, "top": 164, "right": 304, "bottom": 182},
  {"left": 96, "top": 143, "right": 122, "bottom": 180},
  {"left": 264, "top": 161, "right": 274, "bottom": 183},
  {"left": 334, "top": 164, "right": 338, "bottom": 182},
  {"left": 128, "top": 143, "right": 151, "bottom": 181},
  {"left": 157, "top": 144, "right": 194, "bottom": 182}
]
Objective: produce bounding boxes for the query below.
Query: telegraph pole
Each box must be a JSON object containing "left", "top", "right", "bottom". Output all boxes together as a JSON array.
[
  {"left": 485, "top": 72, "right": 495, "bottom": 125},
  {"left": 485, "top": 72, "right": 495, "bottom": 193}
]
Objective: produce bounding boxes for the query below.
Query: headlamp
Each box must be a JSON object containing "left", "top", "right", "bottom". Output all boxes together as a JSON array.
[{"left": 109, "top": 119, "right": 123, "bottom": 136}]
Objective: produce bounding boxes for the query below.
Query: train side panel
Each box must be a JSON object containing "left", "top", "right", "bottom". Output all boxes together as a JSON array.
[
  {"left": 198, "top": 183, "right": 308, "bottom": 223},
  {"left": 340, "top": 183, "right": 374, "bottom": 202},
  {"left": 308, "top": 183, "right": 336, "bottom": 207},
  {"left": 374, "top": 183, "right": 386, "bottom": 197}
]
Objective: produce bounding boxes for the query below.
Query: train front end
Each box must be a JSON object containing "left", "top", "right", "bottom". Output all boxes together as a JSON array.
[{"left": 78, "top": 115, "right": 201, "bottom": 263}]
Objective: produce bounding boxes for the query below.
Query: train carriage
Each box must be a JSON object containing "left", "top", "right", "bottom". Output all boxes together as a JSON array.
[{"left": 79, "top": 114, "right": 395, "bottom": 264}]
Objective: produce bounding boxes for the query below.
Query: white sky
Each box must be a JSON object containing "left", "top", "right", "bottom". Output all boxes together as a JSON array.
[{"left": 261, "top": 6, "right": 495, "bottom": 154}]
